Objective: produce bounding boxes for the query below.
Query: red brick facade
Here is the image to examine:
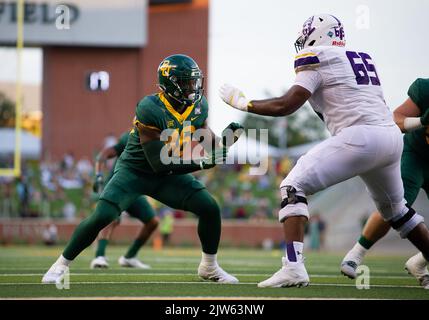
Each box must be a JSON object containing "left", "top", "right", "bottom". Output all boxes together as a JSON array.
[{"left": 42, "top": 1, "right": 209, "bottom": 159}]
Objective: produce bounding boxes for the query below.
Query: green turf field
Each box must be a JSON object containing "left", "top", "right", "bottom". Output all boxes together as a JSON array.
[{"left": 0, "top": 245, "right": 428, "bottom": 299}]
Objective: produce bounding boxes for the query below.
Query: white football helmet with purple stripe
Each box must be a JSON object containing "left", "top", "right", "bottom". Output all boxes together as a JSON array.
[{"left": 294, "top": 14, "right": 346, "bottom": 52}]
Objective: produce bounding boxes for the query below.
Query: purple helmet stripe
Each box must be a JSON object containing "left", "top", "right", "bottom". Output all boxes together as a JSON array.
[{"left": 330, "top": 14, "right": 342, "bottom": 26}]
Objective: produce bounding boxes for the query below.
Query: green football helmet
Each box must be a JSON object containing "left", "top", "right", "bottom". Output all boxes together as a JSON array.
[{"left": 158, "top": 54, "right": 204, "bottom": 106}]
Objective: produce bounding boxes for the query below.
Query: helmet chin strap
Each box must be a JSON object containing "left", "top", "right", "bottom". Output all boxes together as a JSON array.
[{"left": 166, "top": 91, "right": 187, "bottom": 108}]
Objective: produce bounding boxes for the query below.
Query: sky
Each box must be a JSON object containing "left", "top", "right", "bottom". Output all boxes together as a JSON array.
[
  {"left": 208, "top": 0, "right": 429, "bottom": 132},
  {"left": 1, "top": 0, "right": 429, "bottom": 134}
]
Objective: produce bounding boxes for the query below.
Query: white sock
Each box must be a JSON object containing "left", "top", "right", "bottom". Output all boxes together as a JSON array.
[
  {"left": 201, "top": 252, "right": 218, "bottom": 266},
  {"left": 55, "top": 255, "right": 72, "bottom": 267},
  {"left": 351, "top": 242, "right": 367, "bottom": 258},
  {"left": 416, "top": 252, "right": 428, "bottom": 267},
  {"left": 285, "top": 241, "right": 304, "bottom": 263}
]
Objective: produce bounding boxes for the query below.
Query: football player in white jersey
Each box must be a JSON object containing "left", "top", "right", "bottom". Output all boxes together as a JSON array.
[{"left": 219, "top": 14, "right": 429, "bottom": 288}]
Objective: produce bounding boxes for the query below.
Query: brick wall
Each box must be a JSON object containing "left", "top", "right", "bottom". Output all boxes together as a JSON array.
[{"left": 0, "top": 218, "right": 283, "bottom": 248}]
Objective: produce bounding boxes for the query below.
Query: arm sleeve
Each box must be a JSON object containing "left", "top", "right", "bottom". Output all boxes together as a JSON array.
[
  {"left": 112, "top": 132, "right": 129, "bottom": 155},
  {"left": 408, "top": 78, "right": 429, "bottom": 112},
  {"left": 294, "top": 70, "right": 323, "bottom": 94},
  {"left": 200, "top": 96, "right": 209, "bottom": 123},
  {"left": 142, "top": 140, "right": 202, "bottom": 175}
]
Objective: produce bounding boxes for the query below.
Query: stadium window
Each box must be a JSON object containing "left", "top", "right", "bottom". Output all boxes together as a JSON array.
[{"left": 87, "top": 71, "right": 110, "bottom": 91}]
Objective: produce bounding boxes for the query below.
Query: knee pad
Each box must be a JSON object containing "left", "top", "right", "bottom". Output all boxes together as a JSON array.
[
  {"left": 278, "top": 185, "right": 309, "bottom": 223},
  {"left": 390, "top": 206, "right": 425, "bottom": 239}
]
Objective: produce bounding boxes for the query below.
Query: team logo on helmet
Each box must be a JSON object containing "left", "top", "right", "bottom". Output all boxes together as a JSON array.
[
  {"left": 302, "top": 16, "right": 316, "bottom": 38},
  {"left": 158, "top": 60, "right": 176, "bottom": 77}
]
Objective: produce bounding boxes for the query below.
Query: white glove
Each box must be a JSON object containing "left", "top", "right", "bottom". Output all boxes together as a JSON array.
[{"left": 219, "top": 84, "right": 251, "bottom": 111}]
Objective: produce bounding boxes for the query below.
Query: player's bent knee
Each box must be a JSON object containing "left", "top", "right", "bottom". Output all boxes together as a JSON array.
[
  {"left": 278, "top": 185, "right": 309, "bottom": 223},
  {"left": 94, "top": 199, "right": 121, "bottom": 226},
  {"left": 389, "top": 206, "right": 425, "bottom": 238},
  {"left": 185, "top": 189, "right": 220, "bottom": 218},
  {"left": 146, "top": 217, "right": 160, "bottom": 230}
]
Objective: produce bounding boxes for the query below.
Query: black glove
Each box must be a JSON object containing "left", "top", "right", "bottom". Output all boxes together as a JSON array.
[
  {"left": 221, "top": 122, "right": 244, "bottom": 147},
  {"left": 93, "top": 173, "right": 104, "bottom": 193}
]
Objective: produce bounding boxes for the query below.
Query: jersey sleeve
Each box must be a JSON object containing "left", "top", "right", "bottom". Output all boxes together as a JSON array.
[
  {"left": 199, "top": 96, "right": 209, "bottom": 122},
  {"left": 112, "top": 132, "right": 129, "bottom": 155},
  {"left": 135, "top": 97, "right": 165, "bottom": 132},
  {"left": 294, "top": 48, "right": 321, "bottom": 74},
  {"left": 294, "top": 70, "right": 323, "bottom": 94},
  {"left": 408, "top": 78, "right": 429, "bottom": 112}
]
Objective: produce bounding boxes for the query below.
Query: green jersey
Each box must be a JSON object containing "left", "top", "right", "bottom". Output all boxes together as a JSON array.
[
  {"left": 106, "top": 132, "right": 130, "bottom": 183},
  {"left": 119, "top": 92, "right": 209, "bottom": 173},
  {"left": 404, "top": 78, "right": 429, "bottom": 160}
]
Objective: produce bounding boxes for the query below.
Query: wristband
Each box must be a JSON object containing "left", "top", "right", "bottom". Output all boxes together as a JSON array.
[{"left": 404, "top": 117, "right": 423, "bottom": 132}]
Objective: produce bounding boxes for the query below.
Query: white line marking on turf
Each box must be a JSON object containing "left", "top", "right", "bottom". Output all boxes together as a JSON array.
[
  {"left": 0, "top": 273, "right": 415, "bottom": 279},
  {"left": 0, "top": 296, "right": 394, "bottom": 300},
  {"left": 0, "top": 281, "right": 424, "bottom": 289}
]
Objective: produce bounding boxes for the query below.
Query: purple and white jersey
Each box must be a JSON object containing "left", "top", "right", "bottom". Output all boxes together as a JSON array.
[{"left": 293, "top": 45, "right": 394, "bottom": 136}]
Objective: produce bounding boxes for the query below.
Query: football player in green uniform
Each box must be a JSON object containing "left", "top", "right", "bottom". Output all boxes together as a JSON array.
[
  {"left": 341, "top": 78, "right": 429, "bottom": 289},
  {"left": 90, "top": 131, "right": 159, "bottom": 269},
  {"left": 43, "top": 54, "right": 242, "bottom": 284}
]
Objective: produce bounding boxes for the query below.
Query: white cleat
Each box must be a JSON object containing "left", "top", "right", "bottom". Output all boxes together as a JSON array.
[
  {"left": 340, "top": 251, "right": 363, "bottom": 279},
  {"left": 258, "top": 257, "right": 309, "bottom": 288},
  {"left": 42, "top": 263, "right": 69, "bottom": 284},
  {"left": 340, "top": 260, "right": 359, "bottom": 279},
  {"left": 90, "top": 256, "right": 109, "bottom": 269},
  {"left": 118, "top": 256, "right": 151, "bottom": 269},
  {"left": 405, "top": 253, "right": 429, "bottom": 289},
  {"left": 198, "top": 263, "right": 239, "bottom": 284}
]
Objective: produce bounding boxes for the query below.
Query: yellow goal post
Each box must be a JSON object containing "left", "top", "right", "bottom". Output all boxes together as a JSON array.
[{"left": 0, "top": 0, "right": 24, "bottom": 178}]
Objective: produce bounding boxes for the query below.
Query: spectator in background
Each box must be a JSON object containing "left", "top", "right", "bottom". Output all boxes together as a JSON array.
[
  {"left": 308, "top": 213, "right": 327, "bottom": 251},
  {"left": 0, "top": 177, "right": 14, "bottom": 217},
  {"left": 257, "top": 174, "right": 271, "bottom": 190},
  {"left": 43, "top": 223, "right": 58, "bottom": 246},
  {"left": 62, "top": 197, "right": 77, "bottom": 221},
  {"left": 234, "top": 206, "right": 247, "bottom": 219},
  {"left": 76, "top": 156, "right": 93, "bottom": 182},
  {"left": 61, "top": 152, "right": 75, "bottom": 171},
  {"left": 318, "top": 214, "right": 326, "bottom": 250},
  {"left": 220, "top": 190, "right": 233, "bottom": 219},
  {"left": 103, "top": 133, "right": 119, "bottom": 172},
  {"left": 159, "top": 208, "right": 174, "bottom": 246},
  {"left": 16, "top": 175, "right": 32, "bottom": 217},
  {"left": 103, "top": 132, "right": 117, "bottom": 149},
  {"left": 251, "top": 199, "right": 271, "bottom": 222}
]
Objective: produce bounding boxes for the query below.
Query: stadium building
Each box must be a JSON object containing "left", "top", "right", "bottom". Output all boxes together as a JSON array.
[{"left": 0, "top": 0, "right": 209, "bottom": 159}]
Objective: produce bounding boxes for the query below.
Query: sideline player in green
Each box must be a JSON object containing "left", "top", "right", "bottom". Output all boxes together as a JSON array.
[
  {"left": 90, "top": 131, "right": 159, "bottom": 269},
  {"left": 42, "top": 54, "right": 243, "bottom": 284},
  {"left": 341, "top": 78, "right": 429, "bottom": 289}
]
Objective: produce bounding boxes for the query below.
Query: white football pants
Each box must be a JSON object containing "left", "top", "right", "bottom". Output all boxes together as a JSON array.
[{"left": 280, "top": 124, "right": 409, "bottom": 223}]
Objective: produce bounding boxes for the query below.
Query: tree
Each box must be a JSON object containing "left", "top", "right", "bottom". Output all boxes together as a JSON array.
[
  {"left": 0, "top": 92, "right": 15, "bottom": 128},
  {"left": 242, "top": 89, "right": 328, "bottom": 148}
]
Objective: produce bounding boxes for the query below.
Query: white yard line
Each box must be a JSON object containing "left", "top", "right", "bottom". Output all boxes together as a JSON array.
[
  {"left": 0, "top": 273, "right": 414, "bottom": 279},
  {"left": 0, "top": 296, "right": 394, "bottom": 300},
  {"left": 0, "top": 281, "right": 423, "bottom": 289}
]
